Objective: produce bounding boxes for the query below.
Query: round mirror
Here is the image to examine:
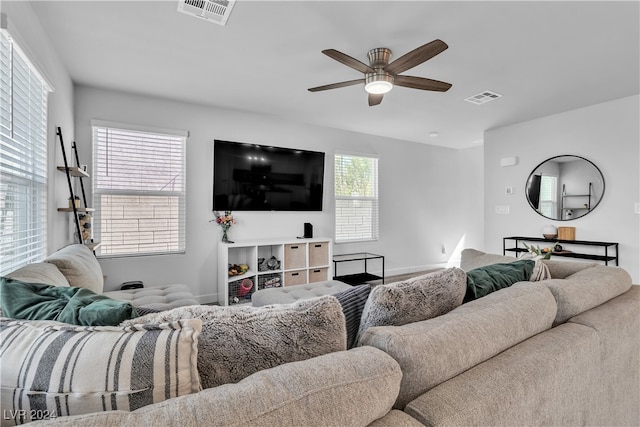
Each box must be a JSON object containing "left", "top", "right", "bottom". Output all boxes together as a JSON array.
[{"left": 526, "top": 155, "right": 605, "bottom": 221}]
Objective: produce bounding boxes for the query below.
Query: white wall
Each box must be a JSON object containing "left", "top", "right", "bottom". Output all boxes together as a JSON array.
[
  {"left": 73, "top": 85, "right": 484, "bottom": 301},
  {"left": 484, "top": 95, "right": 640, "bottom": 283},
  {"left": 2, "top": 2, "right": 75, "bottom": 253}
]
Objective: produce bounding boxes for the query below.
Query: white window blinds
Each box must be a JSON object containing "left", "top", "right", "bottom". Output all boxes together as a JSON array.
[
  {"left": 334, "top": 153, "right": 379, "bottom": 243},
  {"left": 0, "top": 31, "right": 50, "bottom": 275},
  {"left": 539, "top": 175, "right": 558, "bottom": 218},
  {"left": 92, "top": 123, "right": 187, "bottom": 257}
]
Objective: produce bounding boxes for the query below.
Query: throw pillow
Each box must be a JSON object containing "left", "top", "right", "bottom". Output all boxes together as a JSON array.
[
  {"left": 333, "top": 284, "right": 372, "bottom": 349},
  {"left": 0, "top": 277, "right": 138, "bottom": 326},
  {"left": 44, "top": 244, "right": 104, "bottom": 293},
  {"left": 122, "top": 295, "right": 346, "bottom": 389},
  {"left": 530, "top": 259, "right": 552, "bottom": 281},
  {"left": 464, "top": 259, "right": 535, "bottom": 302},
  {"left": 5, "top": 263, "right": 70, "bottom": 287},
  {"left": 0, "top": 318, "right": 201, "bottom": 424},
  {"left": 356, "top": 267, "right": 467, "bottom": 344}
]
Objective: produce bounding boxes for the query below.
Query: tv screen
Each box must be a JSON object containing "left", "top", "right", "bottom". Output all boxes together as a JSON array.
[{"left": 213, "top": 140, "right": 325, "bottom": 211}]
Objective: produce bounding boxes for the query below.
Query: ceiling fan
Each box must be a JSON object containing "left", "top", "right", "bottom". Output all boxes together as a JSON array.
[{"left": 308, "top": 39, "right": 452, "bottom": 106}]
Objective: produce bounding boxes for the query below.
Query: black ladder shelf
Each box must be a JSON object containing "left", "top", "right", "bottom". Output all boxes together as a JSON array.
[{"left": 56, "top": 127, "right": 100, "bottom": 251}]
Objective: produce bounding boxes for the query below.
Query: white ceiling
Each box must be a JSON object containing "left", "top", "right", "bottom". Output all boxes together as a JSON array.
[{"left": 30, "top": 1, "right": 639, "bottom": 149}]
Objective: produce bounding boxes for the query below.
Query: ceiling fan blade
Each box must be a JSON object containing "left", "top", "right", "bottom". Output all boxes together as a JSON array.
[
  {"left": 322, "top": 49, "right": 374, "bottom": 74},
  {"left": 394, "top": 75, "right": 452, "bottom": 92},
  {"left": 368, "top": 93, "right": 383, "bottom": 106},
  {"left": 384, "top": 39, "right": 448, "bottom": 75},
  {"left": 308, "top": 79, "right": 365, "bottom": 92}
]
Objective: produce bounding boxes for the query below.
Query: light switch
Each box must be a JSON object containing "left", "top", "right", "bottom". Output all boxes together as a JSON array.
[
  {"left": 635, "top": 202, "right": 640, "bottom": 214},
  {"left": 495, "top": 205, "right": 510, "bottom": 214},
  {"left": 505, "top": 187, "right": 513, "bottom": 195}
]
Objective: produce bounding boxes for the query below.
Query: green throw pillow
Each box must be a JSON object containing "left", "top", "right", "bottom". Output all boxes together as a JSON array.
[
  {"left": 464, "top": 259, "right": 535, "bottom": 302},
  {"left": 0, "top": 277, "right": 138, "bottom": 325}
]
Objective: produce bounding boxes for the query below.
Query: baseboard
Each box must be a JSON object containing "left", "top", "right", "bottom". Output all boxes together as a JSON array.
[{"left": 198, "top": 293, "right": 218, "bottom": 305}]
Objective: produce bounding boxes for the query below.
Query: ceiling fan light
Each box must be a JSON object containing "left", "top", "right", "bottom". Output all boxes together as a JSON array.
[
  {"left": 365, "top": 80, "right": 393, "bottom": 94},
  {"left": 365, "top": 72, "right": 394, "bottom": 94}
]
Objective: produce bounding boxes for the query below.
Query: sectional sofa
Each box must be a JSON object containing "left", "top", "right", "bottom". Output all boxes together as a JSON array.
[{"left": 1, "top": 245, "right": 638, "bottom": 426}]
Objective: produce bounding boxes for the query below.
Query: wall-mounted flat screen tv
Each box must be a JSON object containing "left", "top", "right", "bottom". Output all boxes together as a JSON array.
[{"left": 213, "top": 140, "right": 325, "bottom": 211}]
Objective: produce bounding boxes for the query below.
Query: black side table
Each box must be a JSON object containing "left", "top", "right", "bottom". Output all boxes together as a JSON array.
[{"left": 333, "top": 252, "right": 385, "bottom": 285}]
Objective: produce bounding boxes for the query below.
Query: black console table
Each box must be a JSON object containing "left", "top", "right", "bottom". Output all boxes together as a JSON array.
[{"left": 503, "top": 236, "right": 619, "bottom": 266}]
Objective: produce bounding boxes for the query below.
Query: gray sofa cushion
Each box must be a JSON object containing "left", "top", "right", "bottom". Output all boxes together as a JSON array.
[
  {"left": 359, "top": 281, "right": 557, "bottom": 408},
  {"left": 122, "top": 295, "right": 347, "bottom": 389},
  {"left": 29, "top": 346, "right": 402, "bottom": 427},
  {"left": 5, "top": 262, "right": 70, "bottom": 287},
  {"left": 460, "top": 248, "right": 517, "bottom": 271},
  {"left": 542, "top": 260, "right": 598, "bottom": 278},
  {"left": 356, "top": 267, "right": 467, "bottom": 343},
  {"left": 368, "top": 409, "right": 426, "bottom": 426},
  {"left": 44, "top": 244, "right": 103, "bottom": 293},
  {"left": 544, "top": 265, "right": 632, "bottom": 325},
  {"left": 405, "top": 322, "right": 600, "bottom": 426},
  {"left": 568, "top": 287, "right": 640, "bottom": 426}
]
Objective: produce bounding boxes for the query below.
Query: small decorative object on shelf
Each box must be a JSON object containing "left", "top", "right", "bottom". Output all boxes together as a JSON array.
[
  {"left": 542, "top": 224, "right": 558, "bottom": 240},
  {"left": 257, "top": 256, "right": 280, "bottom": 271},
  {"left": 523, "top": 242, "right": 557, "bottom": 260},
  {"left": 237, "top": 278, "right": 254, "bottom": 297},
  {"left": 69, "top": 196, "right": 81, "bottom": 209},
  {"left": 78, "top": 213, "right": 92, "bottom": 243},
  {"left": 228, "top": 263, "right": 248, "bottom": 276},
  {"left": 211, "top": 210, "right": 236, "bottom": 243}
]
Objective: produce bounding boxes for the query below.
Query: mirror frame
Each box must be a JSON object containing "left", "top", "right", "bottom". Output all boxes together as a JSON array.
[{"left": 526, "top": 155, "right": 605, "bottom": 221}]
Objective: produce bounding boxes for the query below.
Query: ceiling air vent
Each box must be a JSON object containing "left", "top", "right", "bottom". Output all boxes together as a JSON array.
[
  {"left": 464, "top": 90, "right": 502, "bottom": 105},
  {"left": 177, "top": 0, "right": 236, "bottom": 26}
]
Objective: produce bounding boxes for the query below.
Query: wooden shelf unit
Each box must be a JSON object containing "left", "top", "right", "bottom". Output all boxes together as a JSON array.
[
  {"left": 561, "top": 182, "right": 592, "bottom": 220},
  {"left": 217, "top": 237, "right": 332, "bottom": 306},
  {"left": 503, "top": 236, "right": 619, "bottom": 266},
  {"left": 57, "top": 127, "right": 99, "bottom": 252}
]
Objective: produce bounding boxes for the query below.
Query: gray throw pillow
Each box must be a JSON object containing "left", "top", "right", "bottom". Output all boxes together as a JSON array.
[
  {"left": 333, "top": 284, "right": 372, "bottom": 349},
  {"left": 122, "top": 295, "right": 346, "bottom": 389},
  {"left": 356, "top": 267, "right": 467, "bottom": 343}
]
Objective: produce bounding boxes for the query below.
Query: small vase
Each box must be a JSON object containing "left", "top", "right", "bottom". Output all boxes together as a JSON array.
[{"left": 221, "top": 228, "right": 233, "bottom": 243}]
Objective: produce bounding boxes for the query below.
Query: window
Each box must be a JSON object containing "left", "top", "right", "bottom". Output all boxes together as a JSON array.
[
  {"left": 539, "top": 175, "right": 558, "bottom": 218},
  {"left": 0, "top": 31, "right": 51, "bottom": 276},
  {"left": 334, "top": 153, "right": 379, "bottom": 243},
  {"left": 92, "top": 122, "right": 187, "bottom": 257}
]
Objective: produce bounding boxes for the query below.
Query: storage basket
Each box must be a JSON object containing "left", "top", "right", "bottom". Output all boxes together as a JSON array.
[
  {"left": 558, "top": 226, "right": 576, "bottom": 240},
  {"left": 258, "top": 273, "right": 282, "bottom": 290}
]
